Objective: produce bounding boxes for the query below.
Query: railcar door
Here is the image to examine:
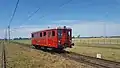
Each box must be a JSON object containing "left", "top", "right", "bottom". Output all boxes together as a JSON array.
[
  {"left": 62, "top": 29, "right": 71, "bottom": 46},
  {"left": 48, "top": 31, "right": 51, "bottom": 46},
  {"left": 67, "top": 29, "right": 72, "bottom": 45},
  {"left": 58, "top": 29, "right": 62, "bottom": 41},
  {"left": 43, "top": 31, "right": 47, "bottom": 46},
  {"left": 63, "top": 29, "right": 71, "bottom": 44},
  {"left": 58, "top": 29, "right": 63, "bottom": 48}
]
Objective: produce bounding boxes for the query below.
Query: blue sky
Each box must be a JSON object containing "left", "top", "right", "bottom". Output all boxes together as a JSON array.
[{"left": 0, "top": 0, "right": 120, "bottom": 38}]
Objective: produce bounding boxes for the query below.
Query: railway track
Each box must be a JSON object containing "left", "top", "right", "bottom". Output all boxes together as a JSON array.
[
  {"left": 41, "top": 49, "right": 120, "bottom": 68},
  {"left": 11, "top": 41, "right": 120, "bottom": 68},
  {"left": 1, "top": 41, "right": 6, "bottom": 68},
  {"left": 56, "top": 51, "right": 120, "bottom": 68}
]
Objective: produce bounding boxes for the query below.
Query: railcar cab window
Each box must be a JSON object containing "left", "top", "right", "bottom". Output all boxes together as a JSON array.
[
  {"left": 40, "top": 32, "right": 42, "bottom": 37},
  {"left": 68, "top": 31, "right": 70, "bottom": 36},
  {"left": 58, "top": 30, "right": 62, "bottom": 38},
  {"left": 52, "top": 31, "right": 55, "bottom": 36}
]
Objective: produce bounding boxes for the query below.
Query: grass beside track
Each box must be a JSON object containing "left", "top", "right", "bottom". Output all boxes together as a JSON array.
[
  {"left": 12, "top": 39, "right": 120, "bottom": 62},
  {"left": 13, "top": 40, "right": 31, "bottom": 45},
  {"left": 5, "top": 42, "right": 94, "bottom": 68},
  {"left": 69, "top": 38, "right": 120, "bottom": 62},
  {"left": 73, "top": 38, "right": 120, "bottom": 44},
  {"left": 0, "top": 41, "right": 2, "bottom": 68}
]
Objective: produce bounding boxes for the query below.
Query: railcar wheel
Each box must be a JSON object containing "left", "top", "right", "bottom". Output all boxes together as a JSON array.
[
  {"left": 52, "top": 48, "right": 63, "bottom": 53},
  {"left": 35, "top": 45, "right": 38, "bottom": 49},
  {"left": 43, "top": 47, "right": 47, "bottom": 50},
  {"left": 38, "top": 46, "right": 41, "bottom": 49}
]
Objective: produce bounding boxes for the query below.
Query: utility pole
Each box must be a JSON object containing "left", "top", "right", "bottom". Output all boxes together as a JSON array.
[
  {"left": 4, "top": 28, "right": 7, "bottom": 42},
  {"left": 5, "top": 28, "right": 7, "bottom": 41},
  {"left": 8, "top": 26, "right": 10, "bottom": 43},
  {"left": 104, "top": 21, "right": 106, "bottom": 44},
  {"left": 7, "top": 0, "right": 19, "bottom": 43},
  {"left": 104, "top": 12, "right": 108, "bottom": 44}
]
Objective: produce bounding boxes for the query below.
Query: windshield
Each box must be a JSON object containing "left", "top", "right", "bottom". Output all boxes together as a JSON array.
[{"left": 58, "top": 30, "right": 62, "bottom": 39}]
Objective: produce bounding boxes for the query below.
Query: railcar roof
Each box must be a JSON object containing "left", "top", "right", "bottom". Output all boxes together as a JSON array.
[{"left": 31, "top": 28, "right": 71, "bottom": 34}]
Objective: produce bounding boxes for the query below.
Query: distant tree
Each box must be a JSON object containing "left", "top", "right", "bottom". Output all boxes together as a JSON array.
[
  {"left": 92, "top": 36, "right": 94, "bottom": 38},
  {"left": 100, "top": 36, "right": 103, "bottom": 38},
  {"left": 13, "top": 38, "right": 19, "bottom": 40},
  {"left": 105, "top": 36, "right": 108, "bottom": 38},
  {"left": 72, "top": 36, "right": 75, "bottom": 38},
  {"left": 19, "top": 37, "right": 22, "bottom": 40},
  {"left": 77, "top": 35, "right": 80, "bottom": 38}
]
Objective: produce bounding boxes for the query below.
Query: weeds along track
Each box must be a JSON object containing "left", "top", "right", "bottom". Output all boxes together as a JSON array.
[
  {"left": 58, "top": 52, "right": 120, "bottom": 68},
  {"left": 11, "top": 41, "right": 120, "bottom": 68},
  {"left": 1, "top": 41, "right": 6, "bottom": 68}
]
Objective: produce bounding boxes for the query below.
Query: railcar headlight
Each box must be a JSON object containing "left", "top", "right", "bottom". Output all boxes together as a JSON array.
[{"left": 58, "top": 40, "right": 61, "bottom": 45}]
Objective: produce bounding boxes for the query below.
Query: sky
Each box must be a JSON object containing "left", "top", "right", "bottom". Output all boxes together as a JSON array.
[{"left": 0, "top": 0, "right": 120, "bottom": 38}]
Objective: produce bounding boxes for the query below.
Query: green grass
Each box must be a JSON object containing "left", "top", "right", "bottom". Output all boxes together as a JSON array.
[
  {"left": 68, "top": 38, "right": 120, "bottom": 62},
  {"left": 74, "top": 42, "right": 120, "bottom": 49},
  {"left": 68, "top": 45, "right": 120, "bottom": 62},
  {"left": 13, "top": 40, "right": 31, "bottom": 45},
  {"left": 73, "top": 38, "right": 120, "bottom": 44},
  {"left": 6, "top": 42, "right": 93, "bottom": 68},
  {"left": 12, "top": 39, "right": 120, "bottom": 62}
]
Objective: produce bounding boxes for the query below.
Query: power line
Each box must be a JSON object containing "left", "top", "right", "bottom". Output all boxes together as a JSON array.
[
  {"left": 59, "top": 0, "right": 73, "bottom": 8},
  {"left": 11, "top": 0, "right": 73, "bottom": 35},
  {"left": 27, "top": 8, "right": 40, "bottom": 21},
  {"left": 8, "top": 0, "right": 20, "bottom": 42},
  {"left": 20, "top": 0, "right": 73, "bottom": 26},
  {"left": 8, "top": 0, "right": 20, "bottom": 26},
  {"left": 9, "top": 7, "right": 41, "bottom": 34},
  {"left": 19, "top": 8, "right": 40, "bottom": 27},
  {"left": 9, "top": 8, "right": 40, "bottom": 38},
  {"left": 39, "top": 0, "right": 73, "bottom": 20}
]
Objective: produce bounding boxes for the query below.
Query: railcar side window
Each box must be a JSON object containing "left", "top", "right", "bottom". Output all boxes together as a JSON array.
[
  {"left": 40, "top": 32, "right": 42, "bottom": 37},
  {"left": 44, "top": 32, "right": 46, "bottom": 36},
  {"left": 52, "top": 31, "right": 55, "bottom": 36},
  {"left": 48, "top": 31, "right": 51, "bottom": 37}
]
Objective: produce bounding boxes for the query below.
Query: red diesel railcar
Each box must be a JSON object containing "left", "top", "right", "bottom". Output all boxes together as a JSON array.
[{"left": 31, "top": 26, "right": 74, "bottom": 50}]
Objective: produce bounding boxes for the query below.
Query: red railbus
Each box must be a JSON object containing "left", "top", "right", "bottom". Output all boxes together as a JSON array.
[{"left": 31, "top": 26, "right": 74, "bottom": 50}]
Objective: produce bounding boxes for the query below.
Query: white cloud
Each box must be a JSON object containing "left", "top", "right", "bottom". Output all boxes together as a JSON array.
[
  {"left": 53, "top": 20, "right": 79, "bottom": 24},
  {"left": 0, "top": 20, "right": 120, "bottom": 39},
  {"left": 70, "top": 22, "right": 120, "bottom": 37},
  {"left": 0, "top": 29, "right": 6, "bottom": 39}
]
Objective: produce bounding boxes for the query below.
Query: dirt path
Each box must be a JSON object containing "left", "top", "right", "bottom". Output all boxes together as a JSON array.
[{"left": 5, "top": 43, "right": 95, "bottom": 68}]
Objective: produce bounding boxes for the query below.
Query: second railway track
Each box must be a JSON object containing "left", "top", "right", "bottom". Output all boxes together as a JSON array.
[
  {"left": 0, "top": 41, "right": 2, "bottom": 68},
  {"left": 1, "top": 41, "right": 6, "bottom": 68},
  {"left": 56, "top": 51, "right": 120, "bottom": 68},
  {"left": 11, "top": 41, "right": 120, "bottom": 68}
]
